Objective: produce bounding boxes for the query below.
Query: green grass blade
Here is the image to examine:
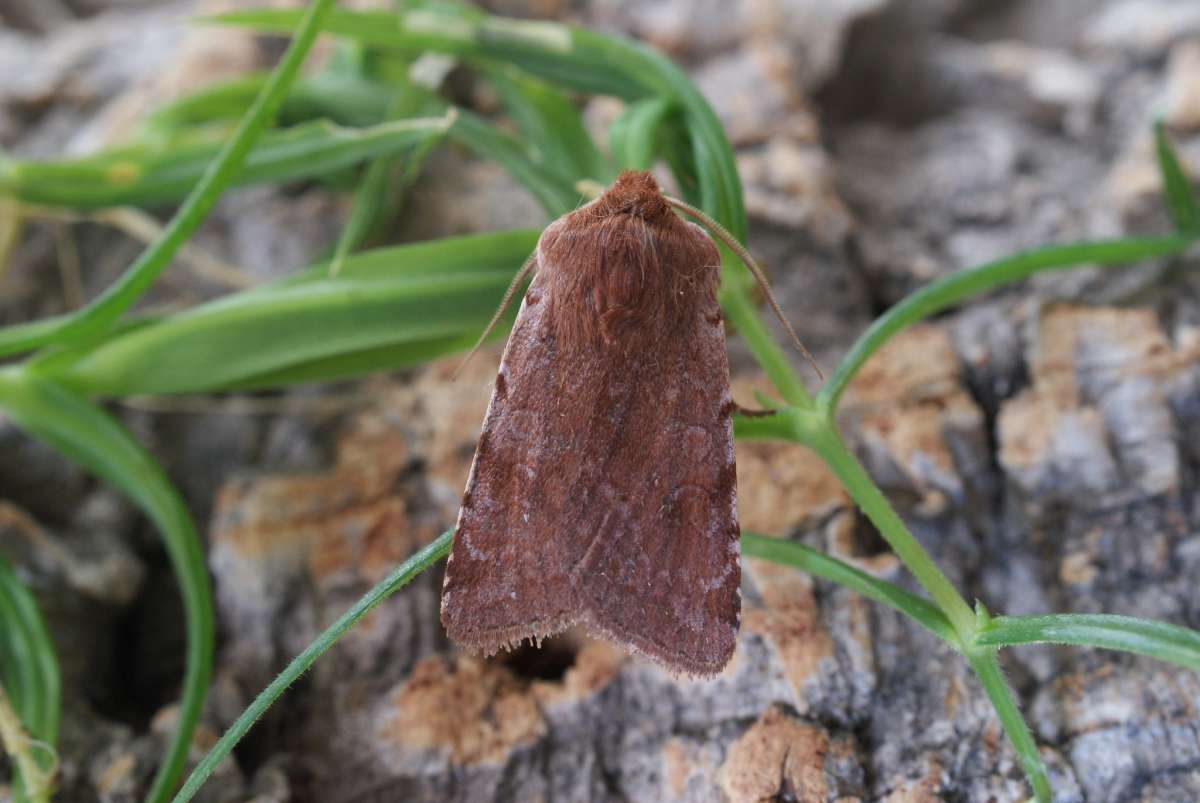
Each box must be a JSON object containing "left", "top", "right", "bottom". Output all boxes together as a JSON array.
[
  {"left": 328, "top": 86, "right": 450, "bottom": 276},
  {"left": 2, "top": 117, "right": 450, "bottom": 210},
  {"left": 170, "top": 530, "right": 453, "bottom": 803},
  {"left": 448, "top": 110, "right": 579, "bottom": 217},
  {"left": 608, "top": 96, "right": 675, "bottom": 171},
  {"left": 137, "top": 73, "right": 274, "bottom": 140},
  {"left": 328, "top": 132, "right": 440, "bottom": 276},
  {"left": 0, "top": 558, "right": 60, "bottom": 747},
  {"left": 0, "top": 555, "right": 61, "bottom": 801},
  {"left": 966, "top": 651, "right": 1051, "bottom": 803},
  {"left": 485, "top": 67, "right": 611, "bottom": 183},
  {"left": 207, "top": 7, "right": 647, "bottom": 98},
  {"left": 206, "top": 6, "right": 744, "bottom": 228},
  {"left": 213, "top": 333, "right": 482, "bottom": 389},
  {"left": 139, "top": 67, "right": 397, "bottom": 142},
  {"left": 1155, "top": 121, "right": 1200, "bottom": 233},
  {"left": 47, "top": 232, "right": 538, "bottom": 395},
  {"left": 0, "top": 0, "right": 337, "bottom": 361},
  {"left": 0, "top": 370, "right": 213, "bottom": 803},
  {"left": 280, "top": 228, "right": 539, "bottom": 286},
  {"left": 57, "top": 274, "right": 510, "bottom": 395},
  {"left": 741, "top": 532, "right": 956, "bottom": 645},
  {"left": 977, "top": 613, "right": 1200, "bottom": 672},
  {"left": 818, "top": 233, "right": 1197, "bottom": 413}
]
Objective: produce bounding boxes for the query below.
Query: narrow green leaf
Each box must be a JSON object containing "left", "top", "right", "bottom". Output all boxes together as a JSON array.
[
  {"left": 206, "top": 7, "right": 648, "bottom": 99},
  {"left": 0, "top": 0, "right": 337, "bottom": 363},
  {"left": 328, "top": 132, "right": 440, "bottom": 276},
  {"left": 171, "top": 530, "right": 454, "bottom": 803},
  {"left": 140, "top": 70, "right": 397, "bottom": 143},
  {"left": 0, "top": 555, "right": 61, "bottom": 802},
  {"left": 217, "top": 333, "right": 482, "bottom": 390},
  {"left": 205, "top": 6, "right": 745, "bottom": 231},
  {"left": 137, "top": 73, "right": 273, "bottom": 140},
  {"left": 741, "top": 532, "right": 957, "bottom": 645},
  {"left": 818, "top": 233, "right": 1198, "bottom": 413},
  {"left": 49, "top": 231, "right": 538, "bottom": 395},
  {"left": 801, "top": 417, "right": 977, "bottom": 637},
  {"left": 977, "top": 613, "right": 1200, "bottom": 672},
  {"left": 485, "top": 67, "right": 611, "bottom": 183},
  {"left": 0, "top": 370, "right": 214, "bottom": 803},
  {"left": 0, "top": 557, "right": 60, "bottom": 747},
  {"left": 448, "top": 110, "right": 579, "bottom": 217},
  {"left": 2, "top": 117, "right": 450, "bottom": 210},
  {"left": 205, "top": 5, "right": 787, "bottom": 410},
  {"left": 1154, "top": 121, "right": 1200, "bottom": 232},
  {"left": 608, "top": 96, "right": 674, "bottom": 171},
  {"left": 329, "top": 83, "right": 449, "bottom": 276},
  {"left": 57, "top": 274, "right": 508, "bottom": 395},
  {"left": 283, "top": 228, "right": 539, "bottom": 285}
]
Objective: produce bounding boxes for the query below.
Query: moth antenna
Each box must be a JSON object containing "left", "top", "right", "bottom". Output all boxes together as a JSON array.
[
  {"left": 455, "top": 251, "right": 538, "bottom": 379},
  {"left": 666, "top": 196, "right": 823, "bottom": 380}
]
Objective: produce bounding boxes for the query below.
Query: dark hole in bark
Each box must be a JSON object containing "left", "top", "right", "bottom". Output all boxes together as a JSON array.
[
  {"left": 502, "top": 634, "right": 580, "bottom": 681},
  {"left": 853, "top": 515, "right": 892, "bottom": 557}
]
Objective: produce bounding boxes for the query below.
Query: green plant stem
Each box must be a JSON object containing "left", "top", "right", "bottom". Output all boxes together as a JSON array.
[
  {"left": 171, "top": 530, "right": 453, "bottom": 803},
  {"left": 721, "top": 281, "right": 813, "bottom": 408},
  {"left": 0, "top": 0, "right": 337, "bottom": 359},
  {"left": 797, "top": 413, "right": 976, "bottom": 640},
  {"left": 967, "top": 651, "right": 1051, "bottom": 802},
  {"left": 795, "top": 415, "right": 1050, "bottom": 800}
]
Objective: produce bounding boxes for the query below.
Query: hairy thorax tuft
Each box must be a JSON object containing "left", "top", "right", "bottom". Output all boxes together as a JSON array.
[{"left": 536, "top": 171, "right": 721, "bottom": 353}]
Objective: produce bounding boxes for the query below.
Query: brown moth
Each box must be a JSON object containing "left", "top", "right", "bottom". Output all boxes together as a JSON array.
[{"left": 440, "top": 170, "right": 740, "bottom": 676}]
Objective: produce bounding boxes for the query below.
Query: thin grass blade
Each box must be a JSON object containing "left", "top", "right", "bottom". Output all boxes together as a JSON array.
[
  {"left": 977, "top": 613, "right": 1200, "bottom": 672},
  {"left": 1155, "top": 121, "right": 1199, "bottom": 233},
  {"left": 170, "top": 530, "right": 453, "bottom": 803},
  {"left": 741, "top": 532, "right": 956, "bottom": 645},
  {"left": 818, "top": 233, "right": 1198, "bottom": 413},
  {"left": 2, "top": 117, "right": 450, "bottom": 210},
  {"left": 485, "top": 67, "right": 611, "bottom": 183},
  {"left": 0, "top": 555, "right": 60, "bottom": 801},
  {"left": 608, "top": 96, "right": 675, "bottom": 171},
  {"left": 0, "top": 371, "right": 213, "bottom": 803},
  {"left": 0, "top": 0, "right": 337, "bottom": 361},
  {"left": 47, "top": 232, "right": 538, "bottom": 395},
  {"left": 448, "top": 111, "right": 579, "bottom": 217}
]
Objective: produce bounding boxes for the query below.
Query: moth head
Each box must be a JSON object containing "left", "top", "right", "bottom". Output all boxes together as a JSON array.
[
  {"left": 536, "top": 171, "right": 721, "bottom": 353},
  {"left": 587, "top": 170, "right": 672, "bottom": 223}
]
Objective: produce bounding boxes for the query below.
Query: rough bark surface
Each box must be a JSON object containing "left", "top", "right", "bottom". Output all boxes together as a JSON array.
[{"left": 1, "top": 0, "right": 1199, "bottom": 801}]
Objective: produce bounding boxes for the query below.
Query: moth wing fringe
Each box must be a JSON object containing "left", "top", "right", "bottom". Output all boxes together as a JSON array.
[
  {"left": 450, "top": 611, "right": 582, "bottom": 659},
  {"left": 579, "top": 610, "right": 732, "bottom": 680}
]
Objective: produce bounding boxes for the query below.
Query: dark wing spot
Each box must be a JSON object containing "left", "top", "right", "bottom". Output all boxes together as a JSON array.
[{"left": 495, "top": 370, "right": 508, "bottom": 399}]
